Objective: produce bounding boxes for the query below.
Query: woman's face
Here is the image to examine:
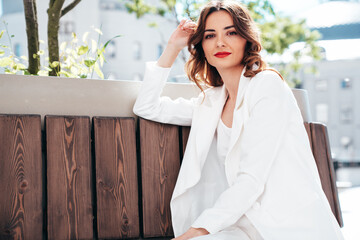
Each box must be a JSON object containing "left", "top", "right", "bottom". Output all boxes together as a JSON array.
[{"left": 202, "top": 10, "right": 247, "bottom": 72}]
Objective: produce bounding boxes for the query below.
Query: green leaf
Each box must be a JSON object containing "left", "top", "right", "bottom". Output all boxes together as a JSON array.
[
  {"left": 94, "top": 28, "right": 103, "bottom": 35},
  {"left": 82, "top": 31, "right": 90, "bottom": 43},
  {"left": 38, "top": 70, "right": 49, "bottom": 76},
  {"left": 70, "top": 66, "right": 79, "bottom": 76},
  {"left": 60, "top": 41, "right": 67, "bottom": 51},
  {"left": 15, "top": 63, "right": 26, "bottom": 70},
  {"left": 0, "top": 30, "right": 4, "bottom": 39},
  {"left": 0, "top": 57, "right": 13, "bottom": 67},
  {"left": 77, "top": 45, "right": 89, "bottom": 55},
  {"left": 5, "top": 69, "right": 14, "bottom": 74},
  {"left": 84, "top": 59, "right": 96, "bottom": 67},
  {"left": 58, "top": 71, "right": 70, "bottom": 78},
  {"left": 94, "top": 62, "right": 104, "bottom": 79},
  {"left": 104, "top": 35, "right": 122, "bottom": 49},
  {"left": 50, "top": 61, "right": 59, "bottom": 68},
  {"left": 148, "top": 22, "right": 158, "bottom": 28}
]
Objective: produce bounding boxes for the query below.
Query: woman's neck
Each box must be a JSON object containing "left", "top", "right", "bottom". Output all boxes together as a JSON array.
[{"left": 218, "top": 64, "right": 244, "bottom": 102}]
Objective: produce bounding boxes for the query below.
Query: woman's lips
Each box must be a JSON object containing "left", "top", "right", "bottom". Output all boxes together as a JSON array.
[{"left": 214, "top": 52, "right": 231, "bottom": 58}]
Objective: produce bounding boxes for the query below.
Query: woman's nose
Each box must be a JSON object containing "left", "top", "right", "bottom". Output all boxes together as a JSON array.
[{"left": 216, "top": 37, "right": 225, "bottom": 48}]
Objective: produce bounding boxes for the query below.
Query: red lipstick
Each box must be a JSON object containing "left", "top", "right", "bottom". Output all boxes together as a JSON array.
[{"left": 214, "top": 52, "right": 231, "bottom": 58}]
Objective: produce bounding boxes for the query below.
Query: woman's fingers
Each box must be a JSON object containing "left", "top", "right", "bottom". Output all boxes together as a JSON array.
[
  {"left": 179, "top": 19, "right": 197, "bottom": 31},
  {"left": 179, "top": 19, "right": 187, "bottom": 28},
  {"left": 180, "top": 20, "right": 197, "bottom": 33}
]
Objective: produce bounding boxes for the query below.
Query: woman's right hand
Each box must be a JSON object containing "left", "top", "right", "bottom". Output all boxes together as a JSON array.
[
  {"left": 157, "top": 19, "right": 197, "bottom": 68},
  {"left": 168, "top": 19, "right": 197, "bottom": 52}
]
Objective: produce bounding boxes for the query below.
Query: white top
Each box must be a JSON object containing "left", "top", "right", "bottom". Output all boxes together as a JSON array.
[
  {"left": 216, "top": 118, "right": 264, "bottom": 239},
  {"left": 217, "top": 118, "right": 232, "bottom": 164}
]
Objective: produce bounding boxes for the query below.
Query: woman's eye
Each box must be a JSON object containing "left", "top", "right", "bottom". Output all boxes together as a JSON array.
[
  {"left": 204, "top": 34, "right": 215, "bottom": 39},
  {"left": 228, "top": 31, "right": 237, "bottom": 36}
]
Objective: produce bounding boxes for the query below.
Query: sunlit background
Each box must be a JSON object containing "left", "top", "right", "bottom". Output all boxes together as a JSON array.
[{"left": 0, "top": 0, "right": 359, "bottom": 239}]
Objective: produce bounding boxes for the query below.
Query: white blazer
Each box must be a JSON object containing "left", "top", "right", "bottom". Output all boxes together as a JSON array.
[{"left": 133, "top": 62, "right": 344, "bottom": 240}]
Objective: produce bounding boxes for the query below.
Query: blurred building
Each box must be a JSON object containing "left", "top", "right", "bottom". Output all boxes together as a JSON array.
[
  {"left": 0, "top": 0, "right": 186, "bottom": 81},
  {"left": 299, "top": 0, "right": 360, "bottom": 163}
]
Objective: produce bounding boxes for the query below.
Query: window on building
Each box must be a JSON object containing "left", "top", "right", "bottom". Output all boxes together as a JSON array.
[
  {"left": 316, "top": 104, "right": 328, "bottom": 123},
  {"left": 339, "top": 105, "right": 352, "bottom": 124},
  {"left": 14, "top": 43, "right": 22, "bottom": 57},
  {"left": 340, "top": 78, "right": 351, "bottom": 89},
  {"left": 319, "top": 47, "right": 326, "bottom": 60},
  {"left": 133, "top": 41, "right": 142, "bottom": 60},
  {"left": 99, "top": 0, "right": 124, "bottom": 10},
  {"left": 59, "top": 21, "right": 75, "bottom": 35}
]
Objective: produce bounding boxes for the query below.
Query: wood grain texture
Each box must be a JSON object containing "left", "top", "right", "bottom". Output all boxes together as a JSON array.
[
  {"left": 93, "top": 117, "right": 139, "bottom": 239},
  {"left": 309, "top": 123, "right": 343, "bottom": 227},
  {"left": 46, "top": 116, "right": 93, "bottom": 240},
  {"left": 0, "top": 114, "right": 42, "bottom": 240},
  {"left": 139, "top": 118, "right": 181, "bottom": 238},
  {"left": 180, "top": 127, "right": 191, "bottom": 159}
]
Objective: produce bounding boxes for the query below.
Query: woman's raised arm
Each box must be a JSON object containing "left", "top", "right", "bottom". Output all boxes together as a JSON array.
[
  {"left": 157, "top": 19, "right": 196, "bottom": 68},
  {"left": 133, "top": 20, "right": 200, "bottom": 126}
]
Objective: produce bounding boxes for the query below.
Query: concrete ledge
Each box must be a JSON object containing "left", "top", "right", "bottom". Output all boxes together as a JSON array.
[{"left": 0, "top": 74, "right": 311, "bottom": 128}]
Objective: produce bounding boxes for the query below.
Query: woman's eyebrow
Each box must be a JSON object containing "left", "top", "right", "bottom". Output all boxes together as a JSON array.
[
  {"left": 224, "top": 25, "right": 235, "bottom": 30},
  {"left": 204, "top": 25, "right": 235, "bottom": 32}
]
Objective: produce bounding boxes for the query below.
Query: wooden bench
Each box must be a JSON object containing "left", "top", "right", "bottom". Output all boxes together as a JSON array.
[{"left": 0, "top": 114, "right": 343, "bottom": 239}]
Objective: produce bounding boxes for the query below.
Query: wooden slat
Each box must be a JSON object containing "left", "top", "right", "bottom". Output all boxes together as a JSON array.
[
  {"left": 303, "top": 123, "right": 312, "bottom": 150},
  {"left": 46, "top": 116, "right": 93, "bottom": 239},
  {"left": 0, "top": 115, "right": 43, "bottom": 240},
  {"left": 181, "top": 127, "right": 191, "bottom": 158},
  {"left": 139, "top": 118, "right": 181, "bottom": 238},
  {"left": 309, "top": 123, "right": 343, "bottom": 227},
  {"left": 93, "top": 117, "right": 139, "bottom": 239}
]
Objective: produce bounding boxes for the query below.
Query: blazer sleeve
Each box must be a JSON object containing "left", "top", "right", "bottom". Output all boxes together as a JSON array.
[
  {"left": 191, "top": 71, "right": 291, "bottom": 233},
  {"left": 133, "top": 61, "right": 200, "bottom": 126}
]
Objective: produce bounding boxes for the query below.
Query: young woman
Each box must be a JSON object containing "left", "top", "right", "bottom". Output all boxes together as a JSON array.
[{"left": 133, "top": 1, "right": 344, "bottom": 239}]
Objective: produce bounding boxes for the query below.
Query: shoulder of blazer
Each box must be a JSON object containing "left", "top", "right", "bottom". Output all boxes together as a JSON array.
[
  {"left": 197, "top": 85, "right": 224, "bottom": 104},
  {"left": 248, "top": 70, "right": 286, "bottom": 93},
  {"left": 245, "top": 70, "right": 288, "bottom": 106}
]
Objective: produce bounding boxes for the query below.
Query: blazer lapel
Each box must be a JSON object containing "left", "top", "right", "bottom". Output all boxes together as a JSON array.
[
  {"left": 195, "top": 85, "right": 227, "bottom": 168},
  {"left": 172, "top": 68, "right": 251, "bottom": 200},
  {"left": 171, "top": 85, "right": 227, "bottom": 201},
  {"left": 227, "top": 71, "right": 252, "bottom": 157}
]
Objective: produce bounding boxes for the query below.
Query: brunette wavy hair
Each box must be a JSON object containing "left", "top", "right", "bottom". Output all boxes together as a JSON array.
[{"left": 186, "top": 0, "right": 269, "bottom": 92}]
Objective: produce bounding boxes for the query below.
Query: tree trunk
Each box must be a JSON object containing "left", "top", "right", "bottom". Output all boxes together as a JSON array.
[
  {"left": 23, "top": 0, "right": 40, "bottom": 75},
  {"left": 47, "top": 0, "right": 64, "bottom": 76},
  {"left": 47, "top": 0, "right": 81, "bottom": 76}
]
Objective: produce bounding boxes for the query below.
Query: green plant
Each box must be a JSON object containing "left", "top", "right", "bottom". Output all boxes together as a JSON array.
[
  {"left": 49, "top": 28, "right": 121, "bottom": 79},
  {"left": 0, "top": 24, "right": 28, "bottom": 74},
  {"left": 0, "top": 25, "right": 121, "bottom": 79}
]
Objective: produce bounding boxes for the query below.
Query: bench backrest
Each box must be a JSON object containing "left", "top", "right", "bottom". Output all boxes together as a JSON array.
[{"left": 0, "top": 114, "right": 342, "bottom": 239}]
